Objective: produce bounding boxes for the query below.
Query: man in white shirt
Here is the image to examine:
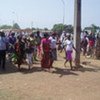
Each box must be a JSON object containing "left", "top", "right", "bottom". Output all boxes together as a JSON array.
[{"left": 49, "top": 32, "right": 57, "bottom": 67}]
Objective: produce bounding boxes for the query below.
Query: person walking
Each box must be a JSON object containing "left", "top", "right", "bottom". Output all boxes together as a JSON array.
[
  {"left": 64, "top": 34, "right": 77, "bottom": 70},
  {"left": 49, "top": 32, "right": 57, "bottom": 68},
  {"left": 36, "top": 31, "right": 41, "bottom": 59},
  {"left": 15, "top": 36, "right": 25, "bottom": 70},
  {"left": 25, "top": 39, "right": 33, "bottom": 69},
  {"left": 41, "top": 33, "right": 51, "bottom": 71}
]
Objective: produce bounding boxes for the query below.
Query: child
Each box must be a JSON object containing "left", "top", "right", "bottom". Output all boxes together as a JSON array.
[{"left": 64, "top": 35, "right": 76, "bottom": 70}]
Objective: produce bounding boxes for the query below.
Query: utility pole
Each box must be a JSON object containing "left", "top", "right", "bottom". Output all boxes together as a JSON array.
[
  {"left": 73, "top": 0, "right": 81, "bottom": 67},
  {"left": 61, "top": 0, "right": 65, "bottom": 25}
]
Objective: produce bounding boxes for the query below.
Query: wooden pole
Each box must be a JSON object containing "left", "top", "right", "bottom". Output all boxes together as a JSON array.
[{"left": 73, "top": 0, "right": 81, "bottom": 67}]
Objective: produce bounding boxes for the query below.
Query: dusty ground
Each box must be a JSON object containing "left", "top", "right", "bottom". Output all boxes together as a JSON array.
[{"left": 0, "top": 53, "right": 100, "bottom": 100}]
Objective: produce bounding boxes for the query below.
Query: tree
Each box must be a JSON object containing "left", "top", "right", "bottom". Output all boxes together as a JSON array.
[
  {"left": 12, "top": 23, "right": 20, "bottom": 29},
  {"left": 91, "top": 24, "right": 100, "bottom": 33},
  {"left": 64, "top": 25, "right": 73, "bottom": 33},
  {"left": 44, "top": 28, "right": 48, "bottom": 31},
  {"left": 0, "top": 25, "right": 12, "bottom": 29},
  {"left": 84, "top": 24, "right": 100, "bottom": 33},
  {"left": 52, "top": 24, "right": 65, "bottom": 36},
  {"left": 32, "top": 27, "right": 36, "bottom": 30},
  {"left": 52, "top": 24, "right": 73, "bottom": 36}
]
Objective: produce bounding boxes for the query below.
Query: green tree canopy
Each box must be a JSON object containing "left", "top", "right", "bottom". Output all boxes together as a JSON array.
[
  {"left": 52, "top": 24, "right": 65, "bottom": 36},
  {"left": 44, "top": 27, "right": 48, "bottom": 31},
  {"left": 12, "top": 23, "right": 20, "bottom": 29},
  {"left": 0, "top": 25, "right": 12, "bottom": 29},
  {"left": 52, "top": 24, "right": 73, "bottom": 36},
  {"left": 64, "top": 25, "right": 73, "bottom": 33},
  {"left": 84, "top": 24, "right": 100, "bottom": 33}
]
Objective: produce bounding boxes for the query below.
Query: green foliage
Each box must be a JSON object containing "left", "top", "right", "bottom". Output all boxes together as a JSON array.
[
  {"left": 52, "top": 24, "right": 65, "bottom": 35},
  {"left": 52, "top": 23, "right": 73, "bottom": 36},
  {"left": 64, "top": 25, "right": 73, "bottom": 33},
  {"left": 0, "top": 25, "right": 12, "bottom": 29},
  {"left": 44, "top": 27, "right": 48, "bottom": 31},
  {"left": 32, "top": 27, "right": 36, "bottom": 30},
  {"left": 12, "top": 23, "right": 20, "bottom": 29},
  {"left": 84, "top": 24, "right": 100, "bottom": 33},
  {"left": 0, "top": 23, "right": 20, "bottom": 30},
  {"left": 91, "top": 24, "right": 100, "bottom": 33}
]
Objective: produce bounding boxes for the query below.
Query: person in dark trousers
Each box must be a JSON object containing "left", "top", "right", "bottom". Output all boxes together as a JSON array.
[{"left": 0, "top": 32, "right": 8, "bottom": 70}]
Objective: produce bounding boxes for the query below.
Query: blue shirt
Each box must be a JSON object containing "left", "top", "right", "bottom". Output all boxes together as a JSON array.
[{"left": 0, "top": 36, "right": 7, "bottom": 50}]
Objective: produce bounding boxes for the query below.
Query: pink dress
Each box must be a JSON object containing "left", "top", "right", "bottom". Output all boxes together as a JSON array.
[{"left": 41, "top": 38, "right": 51, "bottom": 68}]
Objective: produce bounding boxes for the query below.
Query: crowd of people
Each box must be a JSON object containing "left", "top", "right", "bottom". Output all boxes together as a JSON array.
[
  {"left": 80, "top": 31, "right": 100, "bottom": 58},
  {"left": 0, "top": 30, "right": 100, "bottom": 71},
  {"left": 0, "top": 31, "right": 57, "bottom": 71}
]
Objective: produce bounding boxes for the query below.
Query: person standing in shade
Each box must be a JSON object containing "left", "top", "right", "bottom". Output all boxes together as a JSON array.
[{"left": 0, "top": 32, "right": 8, "bottom": 70}]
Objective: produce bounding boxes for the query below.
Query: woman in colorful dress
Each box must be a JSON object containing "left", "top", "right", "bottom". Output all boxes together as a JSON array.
[
  {"left": 15, "top": 37, "right": 25, "bottom": 70},
  {"left": 41, "top": 33, "right": 51, "bottom": 70}
]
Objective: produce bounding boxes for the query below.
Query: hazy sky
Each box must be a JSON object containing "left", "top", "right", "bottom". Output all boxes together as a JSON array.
[{"left": 0, "top": 0, "right": 100, "bottom": 29}]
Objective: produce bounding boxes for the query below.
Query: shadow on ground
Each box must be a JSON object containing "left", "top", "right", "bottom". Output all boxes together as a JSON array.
[
  {"left": 52, "top": 67, "right": 79, "bottom": 77},
  {"left": 0, "top": 61, "right": 18, "bottom": 74},
  {"left": 76, "top": 61, "right": 100, "bottom": 72},
  {"left": 19, "top": 67, "right": 42, "bottom": 74},
  {"left": 52, "top": 62, "right": 100, "bottom": 77},
  {"left": 77, "top": 66, "right": 99, "bottom": 73},
  {"left": 0, "top": 61, "right": 42, "bottom": 75},
  {"left": 1, "top": 60, "right": 100, "bottom": 75}
]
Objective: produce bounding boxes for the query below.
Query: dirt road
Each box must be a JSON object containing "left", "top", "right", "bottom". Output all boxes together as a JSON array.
[{"left": 0, "top": 54, "right": 100, "bottom": 100}]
